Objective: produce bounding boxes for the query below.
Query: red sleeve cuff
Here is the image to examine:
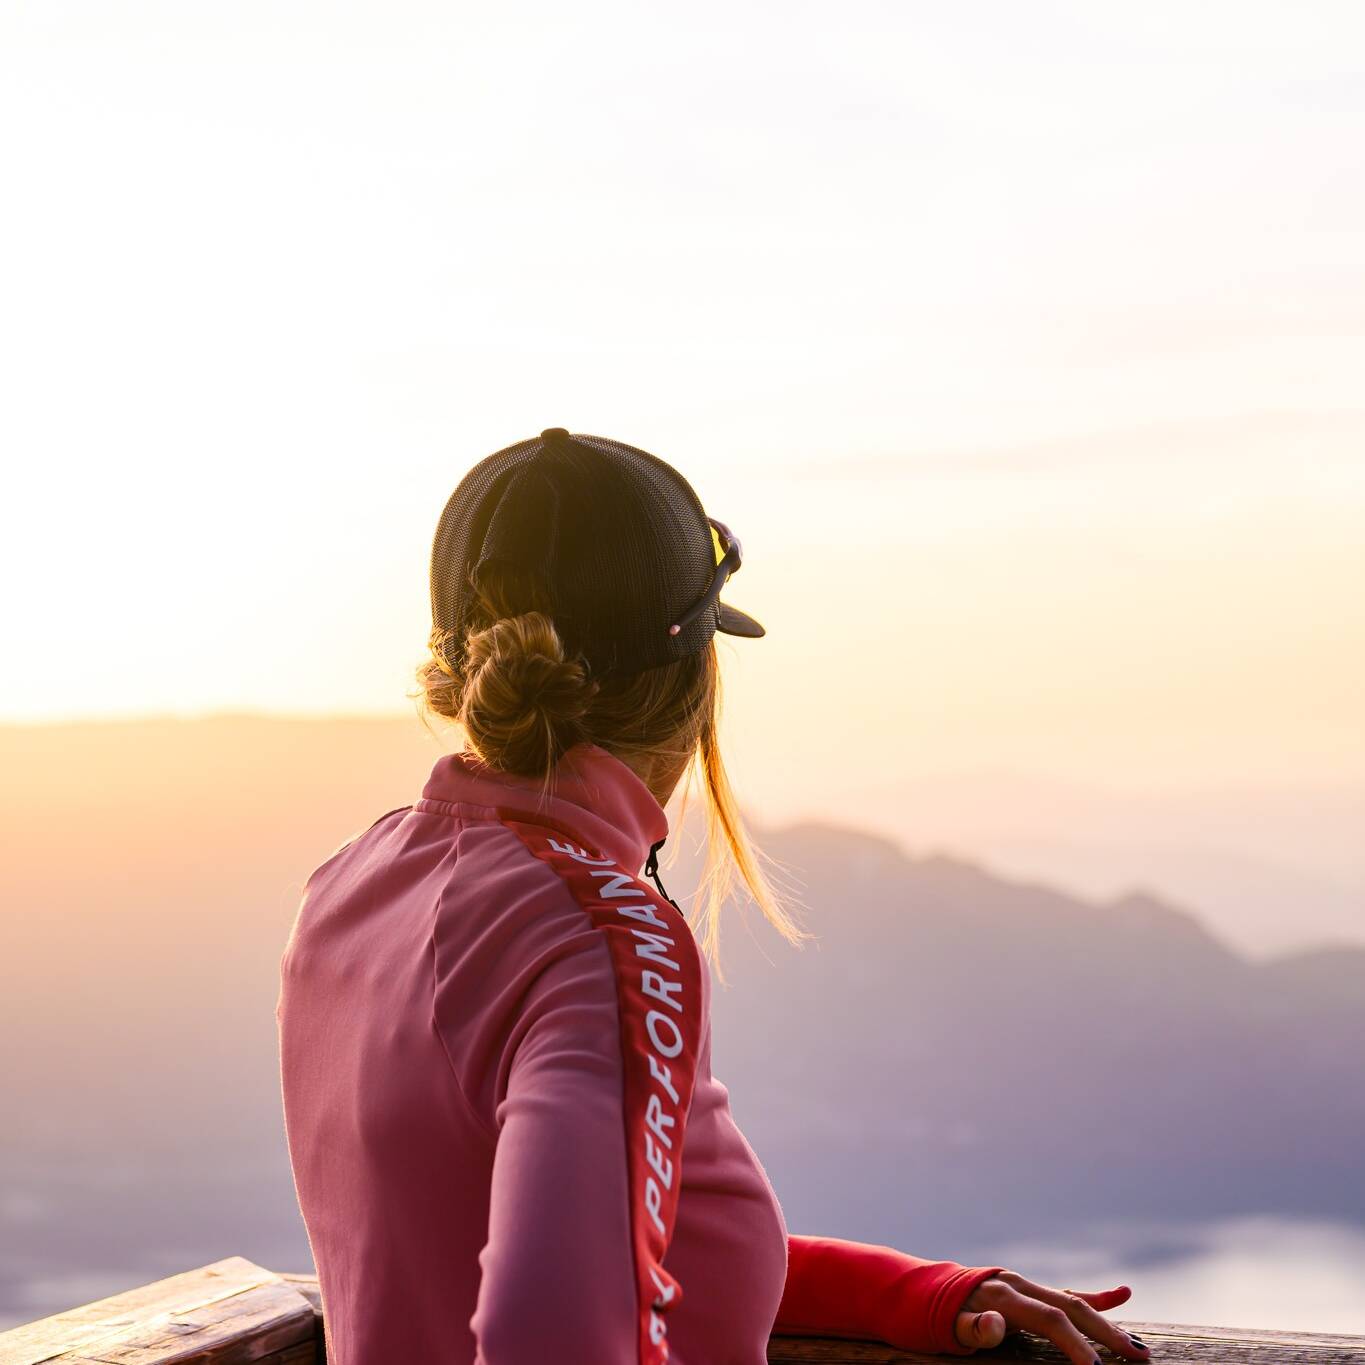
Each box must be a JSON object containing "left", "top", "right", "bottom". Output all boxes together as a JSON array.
[
  {"left": 920, "top": 1262, "right": 1008, "bottom": 1355},
  {"left": 775, "top": 1235, "right": 1006, "bottom": 1355}
]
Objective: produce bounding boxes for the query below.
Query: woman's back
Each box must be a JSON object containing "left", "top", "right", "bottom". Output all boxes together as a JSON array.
[
  {"left": 276, "top": 742, "right": 790, "bottom": 1365},
  {"left": 277, "top": 426, "right": 1142, "bottom": 1365}
]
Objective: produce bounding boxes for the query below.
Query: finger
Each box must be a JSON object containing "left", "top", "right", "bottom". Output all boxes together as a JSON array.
[
  {"left": 989, "top": 1270, "right": 1133, "bottom": 1313},
  {"left": 1006, "top": 1276, "right": 1148, "bottom": 1359},
  {"left": 989, "top": 1282, "right": 1113, "bottom": 1365},
  {"left": 955, "top": 1309, "right": 1007, "bottom": 1350},
  {"left": 1070, "top": 1283, "right": 1134, "bottom": 1312}
]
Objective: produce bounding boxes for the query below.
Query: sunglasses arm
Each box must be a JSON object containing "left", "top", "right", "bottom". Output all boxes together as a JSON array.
[{"left": 667, "top": 521, "right": 742, "bottom": 637}]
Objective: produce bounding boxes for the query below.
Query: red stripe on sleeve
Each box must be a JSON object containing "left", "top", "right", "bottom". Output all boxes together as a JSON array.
[{"left": 501, "top": 817, "right": 703, "bottom": 1365}]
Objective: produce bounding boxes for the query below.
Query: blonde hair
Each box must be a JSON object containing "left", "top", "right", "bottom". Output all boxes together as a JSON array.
[{"left": 408, "top": 571, "right": 810, "bottom": 982}]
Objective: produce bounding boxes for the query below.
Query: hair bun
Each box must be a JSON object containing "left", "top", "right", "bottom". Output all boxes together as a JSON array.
[{"left": 458, "top": 612, "right": 598, "bottom": 774}]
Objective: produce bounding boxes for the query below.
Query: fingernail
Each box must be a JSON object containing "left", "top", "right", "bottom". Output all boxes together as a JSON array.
[
  {"left": 1094, "top": 1358, "right": 1103, "bottom": 1364},
  {"left": 1129, "top": 1336, "right": 1147, "bottom": 1347}
]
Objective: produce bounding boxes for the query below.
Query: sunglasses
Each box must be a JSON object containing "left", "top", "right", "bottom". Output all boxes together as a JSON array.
[{"left": 668, "top": 517, "right": 744, "bottom": 637}]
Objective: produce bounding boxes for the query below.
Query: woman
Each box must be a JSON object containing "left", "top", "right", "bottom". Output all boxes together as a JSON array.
[{"left": 277, "top": 428, "right": 1153, "bottom": 1365}]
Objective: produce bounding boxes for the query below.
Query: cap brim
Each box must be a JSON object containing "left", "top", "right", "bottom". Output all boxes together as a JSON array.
[{"left": 717, "top": 600, "right": 766, "bottom": 638}]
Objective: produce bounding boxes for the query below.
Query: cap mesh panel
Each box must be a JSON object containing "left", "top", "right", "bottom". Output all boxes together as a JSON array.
[{"left": 429, "top": 432, "right": 725, "bottom": 679}]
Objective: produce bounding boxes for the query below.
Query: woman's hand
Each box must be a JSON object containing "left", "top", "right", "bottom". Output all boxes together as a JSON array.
[{"left": 955, "top": 1271, "right": 1152, "bottom": 1364}]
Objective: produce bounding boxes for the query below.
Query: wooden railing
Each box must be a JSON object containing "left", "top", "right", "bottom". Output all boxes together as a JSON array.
[{"left": 2, "top": 1256, "right": 1362, "bottom": 1364}]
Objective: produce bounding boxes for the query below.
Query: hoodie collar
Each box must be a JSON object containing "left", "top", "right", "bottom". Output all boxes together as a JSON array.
[{"left": 416, "top": 741, "right": 670, "bottom": 875}]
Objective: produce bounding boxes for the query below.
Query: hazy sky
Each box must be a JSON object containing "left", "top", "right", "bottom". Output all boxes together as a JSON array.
[{"left": 4, "top": 1, "right": 1363, "bottom": 801}]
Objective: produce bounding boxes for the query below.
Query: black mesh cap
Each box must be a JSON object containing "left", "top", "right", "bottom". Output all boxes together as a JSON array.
[{"left": 429, "top": 428, "right": 766, "bottom": 679}]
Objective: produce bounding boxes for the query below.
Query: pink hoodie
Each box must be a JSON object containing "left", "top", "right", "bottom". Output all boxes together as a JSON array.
[{"left": 277, "top": 742, "right": 1003, "bottom": 1364}]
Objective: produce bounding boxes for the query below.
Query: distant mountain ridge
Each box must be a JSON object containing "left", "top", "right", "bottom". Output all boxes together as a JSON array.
[
  {"left": 661, "top": 810, "right": 1365, "bottom": 1249},
  {"left": 821, "top": 767, "right": 1365, "bottom": 959}
]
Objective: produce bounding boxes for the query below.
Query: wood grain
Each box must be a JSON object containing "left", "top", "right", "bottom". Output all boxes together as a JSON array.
[
  {"left": 766, "top": 1319, "right": 1365, "bottom": 1364},
  {"left": 0, "top": 1258, "right": 315, "bottom": 1365}
]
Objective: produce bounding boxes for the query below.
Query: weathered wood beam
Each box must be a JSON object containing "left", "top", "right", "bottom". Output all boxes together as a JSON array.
[
  {"left": 0, "top": 1258, "right": 314, "bottom": 1365},
  {"left": 765, "top": 1319, "right": 1365, "bottom": 1364}
]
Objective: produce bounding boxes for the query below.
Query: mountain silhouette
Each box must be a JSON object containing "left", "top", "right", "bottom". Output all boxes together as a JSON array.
[{"left": 663, "top": 816, "right": 1365, "bottom": 1252}]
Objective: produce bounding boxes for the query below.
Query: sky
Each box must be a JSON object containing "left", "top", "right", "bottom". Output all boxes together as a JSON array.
[{"left": 3, "top": 1, "right": 1363, "bottom": 807}]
